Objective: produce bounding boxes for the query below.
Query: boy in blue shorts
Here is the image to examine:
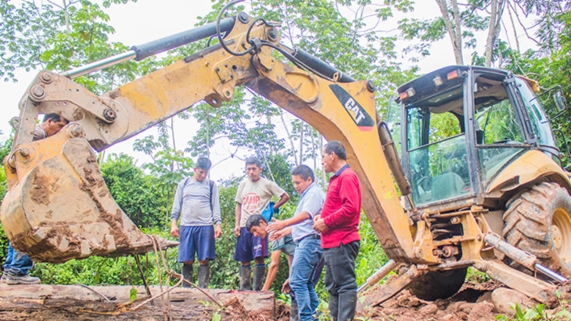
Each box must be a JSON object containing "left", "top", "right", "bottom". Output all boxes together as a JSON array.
[
  {"left": 171, "top": 157, "right": 221, "bottom": 288},
  {"left": 234, "top": 157, "right": 289, "bottom": 290}
]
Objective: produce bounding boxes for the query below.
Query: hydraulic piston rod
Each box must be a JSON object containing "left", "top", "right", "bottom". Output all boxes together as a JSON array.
[
  {"left": 61, "top": 16, "right": 236, "bottom": 79},
  {"left": 358, "top": 259, "right": 398, "bottom": 292},
  {"left": 484, "top": 233, "right": 567, "bottom": 283}
]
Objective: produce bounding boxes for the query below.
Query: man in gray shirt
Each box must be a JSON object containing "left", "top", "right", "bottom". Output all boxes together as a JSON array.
[{"left": 171, "top": 157, "right": 221, "bottom": 288}]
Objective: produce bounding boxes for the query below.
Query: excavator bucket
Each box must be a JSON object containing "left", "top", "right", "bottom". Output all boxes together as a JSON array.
[{"left": 1, "top": 124, "right": 177, "bottom": 263}]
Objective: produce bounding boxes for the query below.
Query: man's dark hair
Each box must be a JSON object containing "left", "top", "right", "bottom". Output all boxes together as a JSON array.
[
  {"left": 43, "top": 113, "right": 67, "bottom": 124},
  {"left": 292, "top": 164, "right": 314, "bottom": 182},
  {"left": 245, "top": 157, "right": 262, "bottom": 169},
  {"left": 324, "top": 140, "right": 347, "bottom": 160},
  {"left": 195, "top": 157, "right": 212, "bottom": 170},
  {"left": 246, "top": 214, "right": 267, "bottom": 232}
]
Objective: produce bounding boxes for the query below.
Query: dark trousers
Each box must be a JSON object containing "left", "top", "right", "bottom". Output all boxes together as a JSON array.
[{"left": 323, "top": 241, "right": 360, "bottom": 321}]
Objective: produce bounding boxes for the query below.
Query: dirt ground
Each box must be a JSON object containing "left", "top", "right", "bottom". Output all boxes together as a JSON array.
[
  {"left": 221, "top": 280, "right": 504, "bottom": 321},
  {"left": 358, "top": 281, "right": 502, "bottom": 321},
  {"left": 3, "top": 281, "right": 571, "bottom": 320}
]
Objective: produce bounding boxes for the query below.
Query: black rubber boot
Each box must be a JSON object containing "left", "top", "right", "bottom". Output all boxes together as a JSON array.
[
  {"left": 182, "top": 264, "right": 193, "bottom": 288},
  {"left": 253, "top": 264, "right": 266, "bottom": 291},
  {"left": 290, "top": 297, "right": 299, "bottom": 321},
  {"left": 329, "top": 294, "right": 339, "bottom": 320},
  {"left": 337, "top": 291, "right": 357, "bottom": 321},
  {"left": 198, "top": 264, "right": 210, "bottom": 288},
  {"left": 239, "top": 265, "right": 251, "bottom": 290}
]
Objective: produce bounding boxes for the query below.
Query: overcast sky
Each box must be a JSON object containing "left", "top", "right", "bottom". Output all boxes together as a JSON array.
[{"left": 0, "top": 0, "right": 535, "bottom": 181}]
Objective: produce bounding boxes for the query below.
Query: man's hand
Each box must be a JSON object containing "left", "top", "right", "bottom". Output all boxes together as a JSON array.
[
  {"left": 214, "top": 223, "right": 222, "bottom": 238},
  {"left": 234, "top": 226, "right": 241, "bottom": 237},
  {"left": 269, "top": 229, "right": 286, "bottom": 242},
  {"left": 170, "top": 222, "right": 179, "bottom": 238},
  {"left": 281, "top": 278, "right": 291, "bottom": 294},
  {"left": 313, "top": 217, "right": 328, "bottom": 233},
  {"left": 313, "top": 214, "right": 321, "bottom": 223},
  {"left": 267, "top": 219, "right": 286, "bottom": 233}
]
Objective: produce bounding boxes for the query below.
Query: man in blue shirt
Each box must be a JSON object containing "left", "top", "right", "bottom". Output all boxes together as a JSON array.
[
  {"left": 268, "top": 165, "right": 325, "bottom": 321},
  {"left": 171, "top": 157, "right": 221, "bottom": 288}
]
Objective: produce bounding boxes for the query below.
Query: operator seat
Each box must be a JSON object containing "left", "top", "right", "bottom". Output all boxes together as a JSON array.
[{"left": 431, "top": 171, "right": 465, "bottom": 200}]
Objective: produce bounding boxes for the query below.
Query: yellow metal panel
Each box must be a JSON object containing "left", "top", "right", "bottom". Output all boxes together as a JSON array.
[{"left": 487, "top": 150, "right": 571, "bottom": 193}]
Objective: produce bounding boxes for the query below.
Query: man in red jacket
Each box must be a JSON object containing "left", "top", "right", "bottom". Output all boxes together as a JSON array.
[{"left": 313, "top": 140, "right": 361, "bottom": 321}]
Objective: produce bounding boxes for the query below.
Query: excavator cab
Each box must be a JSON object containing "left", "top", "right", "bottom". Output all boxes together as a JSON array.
[{"left": 388, "top": 65, "right": 561, "bottom": 212}]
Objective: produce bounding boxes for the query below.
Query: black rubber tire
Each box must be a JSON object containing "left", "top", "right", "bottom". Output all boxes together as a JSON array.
[
  {"left": 407, "top": 268, "right": 467, "bottom": 301},
  {"left": 503, "top": 182, "right": 571, "bottom": 277}
]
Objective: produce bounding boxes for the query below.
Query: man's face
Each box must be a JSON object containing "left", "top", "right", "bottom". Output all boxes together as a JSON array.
[
  {"left": 321, "top": 148, "right": 335, "bottom": 173},
  {"left": 246, "top": 164, "right": 262, "bottom": 182},
  {"left": 292, "top": 174, "right": 312, "bottom": 195},
  {"left": 250, "top": 221, "right": 268, "bottom": 238},
  {"left": 194, "top": 167, "right": 209, "bottom": 182},
  {"left": 44, "top": 118, "right": 68, "bottom": 137}
]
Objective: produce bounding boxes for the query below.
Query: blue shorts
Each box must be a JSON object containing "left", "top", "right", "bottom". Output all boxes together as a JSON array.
[
  {"left": 178, "top": 226, "right": 216, "bottom": 263},
  {"left": 234, "top": 227, "right": 268, "bottom": 262}
]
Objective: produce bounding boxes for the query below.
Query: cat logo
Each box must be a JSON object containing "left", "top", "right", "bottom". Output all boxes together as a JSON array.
[{"left": 329, "top": 84, "right": 374, "bottom": 131}]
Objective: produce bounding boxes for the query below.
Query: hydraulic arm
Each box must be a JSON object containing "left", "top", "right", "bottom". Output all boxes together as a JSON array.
[{"left": 1, "top": 11, "right": 418, "bottom": 263}]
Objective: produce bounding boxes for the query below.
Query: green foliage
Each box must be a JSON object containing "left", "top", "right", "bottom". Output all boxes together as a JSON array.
[
  {"left": 0, "top": 0, "right": 143, "bottom": 88},
  {"left": 465, "top": 267, "right": 491, "bottom": 283},
  {"left": 495, "top": 301, "right": 571, "bottom": 321},
  {"left": 502, "top": 10, "right": 571, "bottom": 167},
  {"left": 100, "top": 153, "right": 172, "bottom": 228},
  {"left": 29, "top": 227, "right": 177, "bottom": 286}
]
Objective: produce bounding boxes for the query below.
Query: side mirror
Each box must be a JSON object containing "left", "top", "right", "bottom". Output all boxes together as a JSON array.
[{"left": 554, "top": 90, "right": 568, "bottom": 112}]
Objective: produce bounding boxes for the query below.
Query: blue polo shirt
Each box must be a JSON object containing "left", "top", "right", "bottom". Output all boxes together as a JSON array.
[{"left": 291, "top": 183, "right": 326, "bottom": 242}]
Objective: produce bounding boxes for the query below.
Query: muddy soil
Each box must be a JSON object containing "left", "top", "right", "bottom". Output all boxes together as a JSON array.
[{"left": 359, "top": 281, "right": 502, "bottom": 321}]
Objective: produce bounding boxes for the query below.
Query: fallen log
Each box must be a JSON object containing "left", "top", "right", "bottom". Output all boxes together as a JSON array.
[{"left": 0, "top": 284, "right": 275, "bottom": 320}]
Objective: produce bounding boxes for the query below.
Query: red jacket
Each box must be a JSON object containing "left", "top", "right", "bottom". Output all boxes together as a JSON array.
[{"left": 321, "top": 165, "right": 361, "bottom": 249}]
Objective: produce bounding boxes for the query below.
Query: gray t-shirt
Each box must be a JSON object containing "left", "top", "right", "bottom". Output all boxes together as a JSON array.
[
  {"left": 291, "top": 183, "right": 325, "bottom": 242},
  {"left": 171, "top": 177, "right": 221, "bottom": 226},
  {"left": 235, "top": 177, "right": 285, "bottom": 227},
  {"left": 34, "top": 125, "right": 47, "bottom": 141}
]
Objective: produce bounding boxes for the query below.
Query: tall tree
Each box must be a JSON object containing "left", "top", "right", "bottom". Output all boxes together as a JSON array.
[{"left": 397, "top": 0, "right": 570, "bottom": 67}]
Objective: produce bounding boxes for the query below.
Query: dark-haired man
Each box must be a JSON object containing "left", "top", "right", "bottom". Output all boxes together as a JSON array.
[
  {"left": 313, "top": 141, "right": 361, "bottom": 321},
  {"left": 171, "top": 157, "right": 221, "bottom": 288},
  {"left": 268, "top": 165, "right": 325, "bottom": 321},
  {"left": 2, "top": 113, "right": 69, "bottom": 285},
  {"left": 234, "top": 157, "right": 289, "bottom": 291}
]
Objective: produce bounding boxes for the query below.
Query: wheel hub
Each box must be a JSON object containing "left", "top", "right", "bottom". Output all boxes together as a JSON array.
[
  {"left": 552, "top": 207, "right": 571, "bottom": 263},
  {"left": 552, "top": 225, "right": 563, "bottom": 250}
]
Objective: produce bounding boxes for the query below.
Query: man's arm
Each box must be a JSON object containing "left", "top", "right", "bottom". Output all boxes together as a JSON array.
[
  {"left": 268, "top": 211, "right": 309, "bottom": 232},
  {"left": 273, "top": 192, "right": 290, "bottom": 211},
  {"left": 269, "top": 190, "right": 324, "bottom": 232},
  {"left": 211, "top": 182, "right": 222, "bottom": 238},
  {"left": 262, "top": 250, "right": 282, "bottom": 291},
  {"left": 234, "top": 203, "right": 242, "bottom": 237},
  {"left": 269, "top": 226, "right": 293, "bottom": 241},
  {"left": 170, "top": 181, "right": 184, "bottom": 237}
]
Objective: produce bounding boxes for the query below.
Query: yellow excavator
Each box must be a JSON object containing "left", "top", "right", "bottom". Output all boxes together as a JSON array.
[{"left": 2, "top": 2, "right": 570, "bottom": 306}]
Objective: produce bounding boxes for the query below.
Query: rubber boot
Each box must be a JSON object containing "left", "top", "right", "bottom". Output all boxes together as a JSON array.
[
  {"left": 239, "top": 265, "right": 252, "bottom": 290},
  {"left": 198, "top": 264, "right": 210, "bottom": 288},
  {"left": 182, "top": 264, "right": 193, "bottom": 288},
  {"left": 290, "top": 296, "right": 299, "bottom": 321},
  {"left": 329, "top": 294, "right": 339, "bottom": 320},
  {"left": 253, "top": 264, "right": 266, "bottom": 291},
  {"left": 337, "top": 291, "right": 357, "bottom": 321}
]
